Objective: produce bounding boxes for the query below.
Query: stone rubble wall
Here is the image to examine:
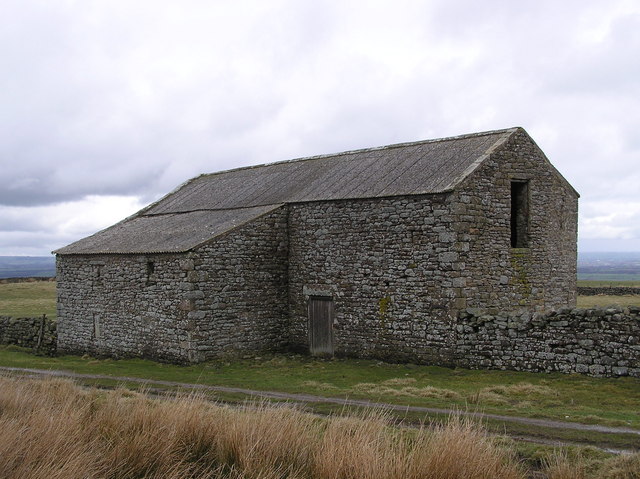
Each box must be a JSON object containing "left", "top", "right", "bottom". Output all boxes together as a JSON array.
[
  {"left": 186, "top": 207, "right": 290, "bottom": 362},
  {"left": 287, "top": 130, "right": 578, "bottom": 363},
  {"left": 56, "top": 207, "right": 289, "bottom": 363},
  {"left": 454, "top": 128, "right": 578, "bottom": 313},
  {"left": 577, "top": 286, "right": 640, "bottom": 296},
  {"left": 288, "top": 194, "right": 461, "bottom": 364},
  {"left": 456, "top": 307, "right": 640, "bottom": 377},
  {"left": 0, "top": 277, "right": 55, "bottom": 284},
  {"left": 57, "top": 253, "right": 195, "bottom": 361},
  {"left": 0, "top": 315, "right": 57, "bottom": 355}
]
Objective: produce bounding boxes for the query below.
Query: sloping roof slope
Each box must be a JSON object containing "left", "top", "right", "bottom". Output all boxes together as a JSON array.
[
  {"left": 145, "top": 128, "right": 515, "bottom": 214},
  {"left": 55, "top": 205, "right": 283, "bottom": 254},
  {"left": 56, "top": 127, "right": 519, "bottom": 255}
]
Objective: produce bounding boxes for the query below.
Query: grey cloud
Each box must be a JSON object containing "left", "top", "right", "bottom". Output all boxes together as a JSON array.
[
  {"left": 0, "top": 0, "right": 638, "bottom": 254},
  {"left": 545, "top": 14, "right": 640, "bottom": 96}
]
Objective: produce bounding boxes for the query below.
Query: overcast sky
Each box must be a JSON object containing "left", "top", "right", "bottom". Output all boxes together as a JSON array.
[{"left": 1, "top": 0, "right": 639, "bottom": 256}]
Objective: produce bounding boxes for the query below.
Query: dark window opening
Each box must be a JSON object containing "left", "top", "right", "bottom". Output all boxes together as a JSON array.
[
  {"left": 511, "top": 181, "right": 529, "bottom": 248},
  {"left": 146, "top": 261, "right": 156, "bottom": 285}
]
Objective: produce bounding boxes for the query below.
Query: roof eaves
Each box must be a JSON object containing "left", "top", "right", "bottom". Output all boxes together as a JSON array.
[{"left": 54, "top": 203, "right": 287, "bottom": 256}]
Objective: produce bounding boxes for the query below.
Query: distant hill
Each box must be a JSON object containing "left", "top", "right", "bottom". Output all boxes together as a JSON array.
[
  {"left": 0, "top": 256, "right": 56, "bottom": 278},
  {"left": 577, "top": 251, "right": 640, "bottom": 281}
]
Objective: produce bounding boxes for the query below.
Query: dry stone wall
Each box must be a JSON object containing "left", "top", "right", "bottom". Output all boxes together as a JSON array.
[
  {"left": 57, "top": 253, "right": 195, "bottom": 361},
  {"left": 287, "top": 131, "right": 578, "bottom": 363},
  {"left": 288, "top": 194, "right": 460, "bottom": 364},
  {"left": 57, "top": 208, "right": 289, "bottom": 363},
  {"left": 453, "top": 129, "right": 578, "bottom": 313},
  {"left": 578, "top": 286, "right": 640, "bottom": 296},
  {"left": 184, "top": 207, "right": 289, "bottom": 362},
  {"left": 0, "top": 315, "right": 57, "bottom": 355},
  {"left": 456, "top": 307, "right": 640, "bottom": 377}
]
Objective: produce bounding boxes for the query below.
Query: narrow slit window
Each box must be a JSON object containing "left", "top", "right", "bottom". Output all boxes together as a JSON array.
[
  {"left": 146, "top": 261, "right": 156, "bottom": 284},
  {"left": 511, "top": 181, "right": 529, "bottom": 248}
]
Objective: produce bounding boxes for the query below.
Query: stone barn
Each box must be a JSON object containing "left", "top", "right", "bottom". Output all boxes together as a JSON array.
[{"left": 55, "top": 127, "right": 578, "bottom": 364}]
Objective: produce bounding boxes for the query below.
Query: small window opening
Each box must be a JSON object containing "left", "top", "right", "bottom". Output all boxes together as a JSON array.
[
  {"left": 146, "top": 261, "right": 156, "bottom": 285},
  {"left": 92, "top": 314, "right": 101, "bottom": 340},
  {"left": 510, "top": 181, "right": 529, "bottom": 248}
]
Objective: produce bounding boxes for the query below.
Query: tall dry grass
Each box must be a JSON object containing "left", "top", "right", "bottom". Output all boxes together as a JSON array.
[{"left": 0, "top": 375, "right": 628, "bottom": 479}]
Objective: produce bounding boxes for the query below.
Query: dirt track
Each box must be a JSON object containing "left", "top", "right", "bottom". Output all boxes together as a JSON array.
[{"left": 2, "top": 365, "right": 639, "bottom": 441}]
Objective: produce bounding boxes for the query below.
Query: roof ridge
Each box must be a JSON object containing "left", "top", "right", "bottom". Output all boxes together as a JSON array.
[{"left": 197, "top": 127, "right": 522, "bottom": 179}]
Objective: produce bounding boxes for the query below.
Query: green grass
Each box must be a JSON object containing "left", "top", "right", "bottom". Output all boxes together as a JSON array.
[
  {"left": 0, "top": 281, "right": 57, "bottom": 319},
  {"left": 1, "top": 346, "right": 638, "bottom": 431},
  {"left": 577, "top": 280, "right": 640, "bottom": 307},
  {"left": 577, "top": 295, "right": 640, "bottom": 308}
]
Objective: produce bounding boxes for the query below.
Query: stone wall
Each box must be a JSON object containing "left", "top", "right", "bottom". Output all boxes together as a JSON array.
[
  {"left": 0, "top": 315, "right": 57, "bottom": 355},
  {"left": 57, "top": 253, "right": 194, "bottom": 361},
  {"left": 578, "top": 286, "right": 640, "bottom": 296},
  {"left": 287, "top": 131, "right": 578, "bottom": 363},
  {"left": 0, "top": 277, "right": 55, "bottom": 284},
  {"left": 57, "top": 207, "right": 289, "bottom": 362},
  {"left": 456, "top": 307, "right": 640, "bottom": 377},
  {"left": 288, "top": 194, "right": 460, "bottom": 364},
  {"left": 453, "top": 129, "right": 578, "bottom": 313},
  {"left": 185, "top": 207, "right": 289, "bottom": 362}
]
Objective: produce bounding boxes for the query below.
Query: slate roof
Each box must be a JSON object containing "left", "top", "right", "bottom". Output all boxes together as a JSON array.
[
  {"left": 144, "top": 128, "right": 516, "bottom": 214},
  {"left": 55, "top": 127, "right": 520, "bottom": 255},
  {"left": 54, "top": 205, "right": 283, "bottom": 255}
]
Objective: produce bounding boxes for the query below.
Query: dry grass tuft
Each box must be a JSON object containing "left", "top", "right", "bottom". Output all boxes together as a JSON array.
[
  {"left": 483, "top": 383, "right": 557, "bottom": 397},
  {"left": 468, "top": 382, "right": 559, "bottom": 408},
  {"left": 595, "top": 452, "right": 640, "bottom": 479},
  {"left": 543, "top": 451, "right": 586, "bottom": 479},
  {"left": 405, "top": 415, "right": 524, "bottom": 479},
  {"left": 1, "top": 375, "right": 608, "bottom": 479}
]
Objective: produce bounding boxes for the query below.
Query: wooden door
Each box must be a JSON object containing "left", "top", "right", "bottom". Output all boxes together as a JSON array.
[{"left": 308, "top": 296, "right": 334, "bottom": 356}]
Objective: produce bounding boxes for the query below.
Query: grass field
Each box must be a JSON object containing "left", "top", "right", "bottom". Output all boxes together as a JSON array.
[
  {"left": 578, "top": 274, "right": 640, "bottom": 282},
  {"left": 577, "top": 295, "right": 640, "bottom": 308},
  {"left": 1, "top": 346, "right": 639, "bottom": 432},
  {"left": 576, "top": 280, "right": 640, "bottom": 307},
  {"left": 578, "top": 280, "right": 640, "bottom": 288},
  {"left": 0, "top": 281, "right": 56, "bottom": 318}
]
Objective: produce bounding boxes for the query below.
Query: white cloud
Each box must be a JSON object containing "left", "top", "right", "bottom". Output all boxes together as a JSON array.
[
  {"left": 579, "top": 200, "right": 640, "bottom": 243},
  {"left": 0, "top": 195, "right": 146, "bottom": 255},
  {"left": 0, "top": 0, "right": 638, "bottom": 254}
]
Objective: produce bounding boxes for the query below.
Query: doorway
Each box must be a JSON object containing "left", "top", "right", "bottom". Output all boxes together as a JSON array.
[{"left": 308, "top": 296, "right": 334, "bottom": 356}]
